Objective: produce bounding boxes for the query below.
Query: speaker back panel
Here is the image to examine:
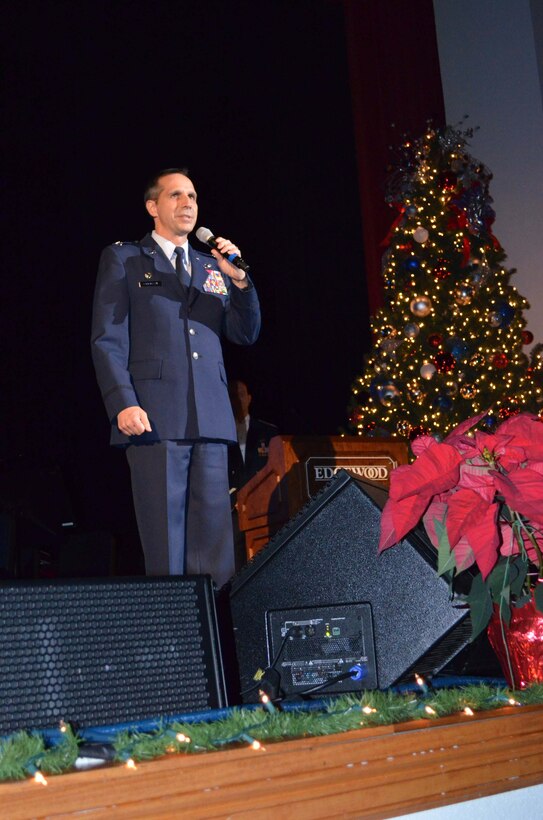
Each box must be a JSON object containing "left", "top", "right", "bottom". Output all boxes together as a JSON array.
[{"left": 230, "top": 470, "right": 470, "bottom": 699}]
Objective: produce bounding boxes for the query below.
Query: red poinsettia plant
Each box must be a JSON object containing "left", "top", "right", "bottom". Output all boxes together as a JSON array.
[{"left": 379, "top": 411, "right": 543, "bottom": 637}]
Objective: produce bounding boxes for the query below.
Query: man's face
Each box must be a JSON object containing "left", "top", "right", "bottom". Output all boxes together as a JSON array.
[
  {"left": 229, "top": 381, "right": 252, "bottom": 421},
  {"left": 145, "top": 173, "right": 198, "bottom": 242}
]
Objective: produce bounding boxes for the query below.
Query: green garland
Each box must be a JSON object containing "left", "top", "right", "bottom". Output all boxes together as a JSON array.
[{"left": 2, "top": 684, "right": 543, "bottom": 782}]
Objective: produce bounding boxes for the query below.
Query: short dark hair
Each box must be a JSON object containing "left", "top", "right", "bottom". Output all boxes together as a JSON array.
[{"left": 144, "top": 167, "right": 190, "bottom": 203}]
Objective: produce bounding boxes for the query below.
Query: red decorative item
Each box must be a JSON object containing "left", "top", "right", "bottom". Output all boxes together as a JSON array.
[
  {"left": 487, "top": 596, "right": 543, "bottom": 688},
  {"left": 427, "top": 333, "right": 443, "bottom": 348},
  {"left": 433, "top": 351, "right": 456, "bottom": 373},
  {"left": 493, "top": 352, "right": 508, "bottom": 369},
  {"left": 522, "top": 330, "right": 534, "bottom": 345}
]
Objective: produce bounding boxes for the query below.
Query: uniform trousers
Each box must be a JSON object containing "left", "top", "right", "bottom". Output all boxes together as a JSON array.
[{"left": 126, "top": 440, "right": 235, "bottom": 589}]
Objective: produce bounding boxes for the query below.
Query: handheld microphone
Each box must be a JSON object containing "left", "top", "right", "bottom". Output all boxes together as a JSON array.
[{"left": 196, "top": 226, "right": 250, "bottom": 272}]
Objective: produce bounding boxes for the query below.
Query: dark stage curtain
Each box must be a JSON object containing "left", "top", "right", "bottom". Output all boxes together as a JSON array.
[{"left": 341, "top": 0, "right": 446, "bottom": 314}]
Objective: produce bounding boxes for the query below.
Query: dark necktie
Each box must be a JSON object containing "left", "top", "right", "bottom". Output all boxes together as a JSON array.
[{"left": 174, "top": 246, "right": 191, "bottom": 288}]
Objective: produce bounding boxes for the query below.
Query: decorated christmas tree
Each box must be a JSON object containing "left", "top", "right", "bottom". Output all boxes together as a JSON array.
[{"left": 349, "top": 124, "right": 542, "bottom": 442}]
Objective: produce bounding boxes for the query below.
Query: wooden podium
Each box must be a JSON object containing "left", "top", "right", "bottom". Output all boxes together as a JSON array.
[{"left": 236, "top": 435, "right": 409, "bottom": 560}]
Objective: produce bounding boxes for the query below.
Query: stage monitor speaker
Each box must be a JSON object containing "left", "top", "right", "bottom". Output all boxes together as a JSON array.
[
  {"left": 229, "top": 470, "right": 471, "bottom": 700},
  {"left": 0, "top": 575, "right": 226, "bottom": 733}
]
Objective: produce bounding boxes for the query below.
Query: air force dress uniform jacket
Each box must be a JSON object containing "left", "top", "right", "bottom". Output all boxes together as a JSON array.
[{"left": 91, "top": 233, "right": 261, "bottom": 445}]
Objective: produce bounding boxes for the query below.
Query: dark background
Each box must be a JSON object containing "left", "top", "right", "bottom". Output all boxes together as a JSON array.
[{"left": 2, "top": 0, "right": 370, "bottom": 573}]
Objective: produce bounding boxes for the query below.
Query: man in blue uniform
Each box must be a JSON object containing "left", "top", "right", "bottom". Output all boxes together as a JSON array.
[{"left": 91, "top": 168, "right": 261, "bottom": 587}]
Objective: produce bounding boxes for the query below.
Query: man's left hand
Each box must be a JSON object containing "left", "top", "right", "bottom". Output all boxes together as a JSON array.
[{"left": 211, "top": 237, "right": 248, "bottom": 289}]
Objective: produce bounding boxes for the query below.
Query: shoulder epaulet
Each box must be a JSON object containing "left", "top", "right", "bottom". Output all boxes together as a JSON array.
[{"left": 113, "top": 240, "right": 139, "bottom": 247}]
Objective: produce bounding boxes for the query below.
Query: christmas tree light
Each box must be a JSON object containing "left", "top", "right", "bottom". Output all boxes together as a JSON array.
[{"left": 349, "top": 125, "right": 542, "bottom": 442}]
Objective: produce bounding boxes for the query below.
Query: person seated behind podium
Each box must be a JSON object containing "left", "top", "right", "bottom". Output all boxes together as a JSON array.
[{"left": 227, "top": 380, "right": 279, "bottom": 492}]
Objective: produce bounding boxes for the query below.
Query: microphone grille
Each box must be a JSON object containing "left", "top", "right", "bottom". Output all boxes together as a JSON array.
[{"left": 196, "top": 226, "right": 213, "bottom": 244}]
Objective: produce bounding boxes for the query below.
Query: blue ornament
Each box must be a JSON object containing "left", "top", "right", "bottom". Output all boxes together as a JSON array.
[
  {"left": 433, "top": 394, "right": 453, "bottom": 412},
  {"left": 445, "top": 336, "right": 469, "bottom": 362},
  {"left": 496, "top": 302, "right": 515, "bottom": 327},
  {"left": 482, "top": 414, "right": 497, "bottom": 429},
  {"left": 404, "top": 257, "right": 420, "bottom": 272},
  {"left": 369, "top": 375, "right": 388, "bottom": 401}
]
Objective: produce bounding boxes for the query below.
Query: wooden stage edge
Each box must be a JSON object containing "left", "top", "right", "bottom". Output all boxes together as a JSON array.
[{"left": 2, "top": 704, "right": 543, "bottom": 819}]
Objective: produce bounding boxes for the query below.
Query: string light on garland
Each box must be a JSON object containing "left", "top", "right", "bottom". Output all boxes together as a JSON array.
[
  {"left": 4, "top": 683, "right": 543, "bottom": 783},
  {"left": 424, "top": 705, "right": 437, "bottom": 716}
]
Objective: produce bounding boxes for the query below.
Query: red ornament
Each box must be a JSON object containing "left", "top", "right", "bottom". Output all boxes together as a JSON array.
[
  {"left": 433, "top": 352, "right": 456, "bottom": 373},
  {"left": 427, "top": 333, "right": 443, "bottom": 349},
  {"left": 522, "top": 330, "right": 534, "bottom": 345},
  {"left": 493, "top": 352, "right": 509, "bottom": 369},
  {"left": 433, "top": 259, "right": 451, "bottom": 280}
]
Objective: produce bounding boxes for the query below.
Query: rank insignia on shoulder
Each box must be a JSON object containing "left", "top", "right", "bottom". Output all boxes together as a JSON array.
[{"left": 203, "top": 270, "right": 228, "bottom": 295}]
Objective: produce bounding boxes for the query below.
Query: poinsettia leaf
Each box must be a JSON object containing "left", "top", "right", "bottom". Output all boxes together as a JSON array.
[
  {"left": 464, "top": 503, "right": 500, "bottom": 579},
  {"left": 389, "top": 443, "right": 462, "bottom": 501},
  {"left": 451, "top": 535, "right": 476, "bottom": 571},
  {"left": 444, "top": 411, "right": 488, "bottom": 443},
  {"left": 534, "top": 582, "right": 543, "bottom": 614},
  {"left": 491, "top": 468, "right": 543, "bottom": 525},
  {"left": 435, "top": 518, "right": 456, "bottom": 577},
  {"left": 498, "top": 413, "right": 543, "bottom": 461},
  {"left": 457, "top": 463, "right": 495, "bottom": 499},
  {"left": 509, "top": 556, "right": 528, "bottom": 597},
  {"left": 514, "top": 590, "right": 532, "bottom": 608},
  {"left": 498, "top": 595, "right": 511, "bottom": 626},
  {"left": 446, "top": 489, "right": 490, "bottom": 548},
  {"left": 488, "top": 558, "right": 518, "bottom": 597},
  {"left": 378, "top": 502, "right": 400, "bottom": 552},
  {"left": 410, "top": 435, "right": 438, "bottom": 458},
  {"left": 467, "top": 573, "right": 493, "bottom": 640},
  {"left": 378, "top": 493, "right": 431, "bottom": 551}
]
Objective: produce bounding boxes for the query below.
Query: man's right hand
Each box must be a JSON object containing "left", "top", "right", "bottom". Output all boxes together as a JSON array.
[{"left": 117, "top": 406, "right": 152, "bottom": 436}]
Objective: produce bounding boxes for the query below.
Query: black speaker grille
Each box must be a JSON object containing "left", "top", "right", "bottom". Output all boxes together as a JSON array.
[{"left": 0, "top": 576, "right": 225, "bottom": 733}]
